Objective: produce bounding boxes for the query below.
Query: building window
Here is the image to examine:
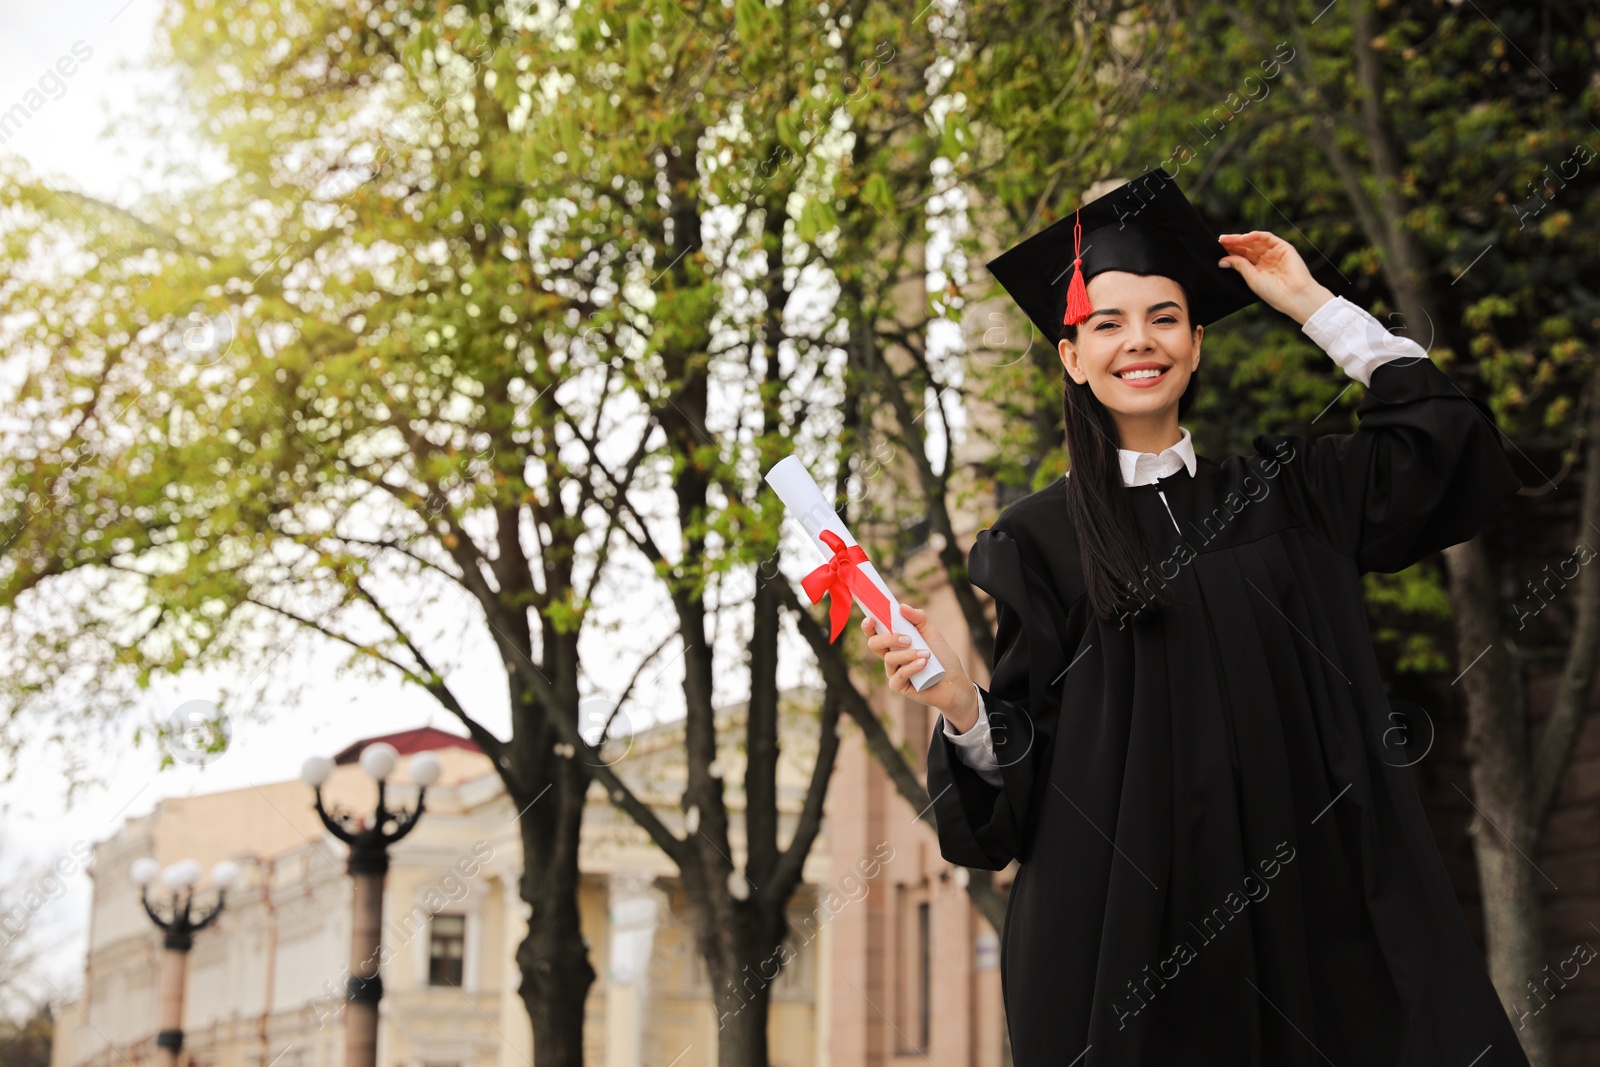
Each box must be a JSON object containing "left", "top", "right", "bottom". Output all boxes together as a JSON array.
[
  {"left": 916, "top": 901, "right": 931, "bottom": 1049},
  {"left": 429, "top": 914, "right": 465, "bottom": 987},
  {"left": 895, "top": 887, "right": 932, "bottom": 1053}
]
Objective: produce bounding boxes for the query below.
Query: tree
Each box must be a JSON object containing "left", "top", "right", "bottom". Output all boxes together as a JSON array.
[
  {"left": 1, "top": 0, "right": 652, "bottom": 1060},
  {"left": 500, "top": 0, "right": 1001, "bottom": 1058}
]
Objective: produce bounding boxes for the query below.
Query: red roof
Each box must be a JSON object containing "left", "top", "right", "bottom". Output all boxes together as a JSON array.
[{"left": 332, "top": 725, "right": 482, "bottom": 765}]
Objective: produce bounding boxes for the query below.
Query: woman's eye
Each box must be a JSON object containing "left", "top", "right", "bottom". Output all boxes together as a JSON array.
[
  {"left": 1094, "top": 321, "right": 1118, "bottom": 331},
  {"left": 1154, "top": 315, "right": 1177, "bottom": 325}
]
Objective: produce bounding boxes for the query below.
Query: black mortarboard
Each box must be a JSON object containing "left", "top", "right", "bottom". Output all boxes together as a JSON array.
[{"left": 985, "top": 167, "right": 1260, "bottom": 346}]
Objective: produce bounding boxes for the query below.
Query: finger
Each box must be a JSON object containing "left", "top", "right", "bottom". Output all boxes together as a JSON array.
[
  {"left": 870, "top": 631, "right": 910, "bottom": 655},
  {"left": 900, "top": 604, "right": 933, "bottom": 633},
  {"left": 1218, "top": 231, "right": 1273, "bottom": 257},
  {"left": 884, "top": 648, "right": 924, "bottom": 675},
  {"left": 894, "top": 651, "right": 932, "bottom": 686},
  {"left": 862, "top": 616, "right": 875, "bottom": 635},
  {"left": 885, "top": 648, "right": 923, "bottom": 670},
  {"left": 889, "top": 664, "right": 909, "bottom": 692},
  {"left": 1218, "top": 253, "right": 1259, "bottom": 279}
]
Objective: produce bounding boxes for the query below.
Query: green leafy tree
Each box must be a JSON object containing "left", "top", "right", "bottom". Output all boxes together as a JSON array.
[{"left": 2, "top": 1, "right": 646, "bottom": 1061}]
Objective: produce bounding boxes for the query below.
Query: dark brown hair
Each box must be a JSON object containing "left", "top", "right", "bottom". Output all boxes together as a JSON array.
[{"left": 1060, "top": 281, "right": 1200, "bottom": 623}]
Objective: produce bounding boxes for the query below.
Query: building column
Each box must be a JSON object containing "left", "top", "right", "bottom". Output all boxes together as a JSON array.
[
  {"left": 605, "top": 870, "right": 662, "bottom": 1067},
  {"left": 496, "top": 867, "right": 534, "bottom": 1067}
]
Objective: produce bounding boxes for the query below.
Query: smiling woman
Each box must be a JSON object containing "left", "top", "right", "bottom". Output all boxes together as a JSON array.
[
  {"left": 989, "top": 170, "right": 1262, "bottom": 619},
  {"left": 863, "top": 169, "right": 1530, "bottom": 1066}
]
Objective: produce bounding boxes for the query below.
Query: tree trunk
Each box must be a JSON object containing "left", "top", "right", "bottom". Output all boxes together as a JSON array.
[
  {"left": 710, "top": 955, "right": 775, "bottom": 1067},
  {"left": 1446, "top": 535, "right": 1553, "bottom": 1066},
  {"left": 699, "top": 897, "right": 785, "bottom": 1067},
  {"left": 513, "top": 760, "right": 597, "bottom": 1067}
]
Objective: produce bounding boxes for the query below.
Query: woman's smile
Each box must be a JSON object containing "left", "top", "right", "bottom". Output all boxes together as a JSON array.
[{"left": 1113, "top": 361, "right": 1172, "bottom": 387}]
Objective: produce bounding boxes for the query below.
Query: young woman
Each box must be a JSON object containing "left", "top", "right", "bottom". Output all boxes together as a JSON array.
[{"left": 863, "top": 172, "right": 1528, "bottom": 1065}]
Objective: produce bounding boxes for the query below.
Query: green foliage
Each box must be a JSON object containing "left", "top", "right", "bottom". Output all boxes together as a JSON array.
[{"left": 1363, "top": 565, "right": 1455, "bottom": 674}]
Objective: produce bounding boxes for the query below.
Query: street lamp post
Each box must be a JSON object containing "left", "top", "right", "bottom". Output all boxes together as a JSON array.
[
  {"left": 301, "top": 743, "right": 442, "bottom": 1067},
  {"left": 131, "top": 857, "right": 239, "bottom": 1067}
]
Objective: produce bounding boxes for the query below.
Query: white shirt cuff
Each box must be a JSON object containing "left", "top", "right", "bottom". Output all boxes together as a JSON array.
[
  {"left": 1301, "top": 294, "right": 1430, "bottom": 387},
  {"left": 940, "top": 683, "right": 1003, "bottom": 787}
]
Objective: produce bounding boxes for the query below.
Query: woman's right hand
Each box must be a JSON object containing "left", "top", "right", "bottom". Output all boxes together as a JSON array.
[{"left": 862, "top": 603, "right": 980, "bottom": 733}]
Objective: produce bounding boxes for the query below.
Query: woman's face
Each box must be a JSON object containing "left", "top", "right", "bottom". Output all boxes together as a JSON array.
[{"left": 1057, "top": 271, "right": 1203, "bottom": 419}]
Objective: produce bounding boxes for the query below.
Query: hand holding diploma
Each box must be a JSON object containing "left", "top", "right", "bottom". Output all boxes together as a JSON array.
[
  {"left": 861, "top": 605, "right": 979, "bottom": 729},
  {"left": 763, "top": 455, "right": 948, "bottom": 692}
]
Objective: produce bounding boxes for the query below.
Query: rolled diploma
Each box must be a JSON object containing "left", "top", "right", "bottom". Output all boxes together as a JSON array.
[{"left": 764, "top": 455, "right": 947, "bottom": 691}]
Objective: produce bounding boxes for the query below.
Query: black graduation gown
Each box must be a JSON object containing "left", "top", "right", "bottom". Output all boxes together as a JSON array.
[{"left": 927, "top": 355, "right": 1529, "bottom": 1066}]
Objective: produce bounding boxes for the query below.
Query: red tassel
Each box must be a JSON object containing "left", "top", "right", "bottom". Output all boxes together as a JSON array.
[{"left": 1062, "top": 208, "right": 1092, "bottom": 327}]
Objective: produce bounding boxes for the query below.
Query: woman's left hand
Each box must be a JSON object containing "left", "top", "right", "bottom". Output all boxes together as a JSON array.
[{"left": 1217, "top": 231, "right": 1335, "bottom": 325}]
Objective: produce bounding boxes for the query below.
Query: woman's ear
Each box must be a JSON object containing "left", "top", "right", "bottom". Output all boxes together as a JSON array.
[
  {"left": 1059, "top": 337, "right": 1087, "bottom": 385},
  {"left": 1190, "top": 323, "right": 1204, "bottom": 372}
]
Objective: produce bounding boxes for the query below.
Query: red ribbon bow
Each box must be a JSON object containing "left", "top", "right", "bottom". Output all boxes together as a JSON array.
[{"left": 801, "top": 530, "right": 894, "bottom": 643}]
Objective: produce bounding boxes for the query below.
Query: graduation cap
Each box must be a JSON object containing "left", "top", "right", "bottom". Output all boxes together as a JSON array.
[{"left": 985, "top": 168, "right": 1260, "bottom": 346}]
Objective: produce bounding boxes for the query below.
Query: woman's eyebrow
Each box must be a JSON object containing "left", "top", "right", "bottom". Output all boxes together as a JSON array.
[{"left": 1086, "top": 300, "right": 1182, "bottom": 320}]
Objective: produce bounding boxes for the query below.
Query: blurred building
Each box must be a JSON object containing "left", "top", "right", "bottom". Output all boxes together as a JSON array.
[
  {"left": 48, "top": 660, "right": 1015, "bottom": 1067},
  {"left": 47, "top": 712, "right": 831, "bottom": 1067}
]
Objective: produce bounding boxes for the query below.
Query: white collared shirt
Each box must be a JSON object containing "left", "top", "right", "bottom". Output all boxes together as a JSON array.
[
  {"left": 1118, "top": 425, "right": 1197, "bottom": 487},
  {"left": 942, "top": 296, "right": 1428, "bottom": 787}
]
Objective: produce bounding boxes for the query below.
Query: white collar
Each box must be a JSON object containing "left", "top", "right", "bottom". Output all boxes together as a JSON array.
[{"left": 1117, "top": 426, "right": 1196, "bottom": 487}]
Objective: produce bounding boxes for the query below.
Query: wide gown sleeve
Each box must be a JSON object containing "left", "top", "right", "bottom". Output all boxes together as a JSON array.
[
  {"left": 925, "top": 521, "right": 1071, "bottom": 870},
  {"left": 1253, "top": 352, "right": 1523, "bottom": 575}
]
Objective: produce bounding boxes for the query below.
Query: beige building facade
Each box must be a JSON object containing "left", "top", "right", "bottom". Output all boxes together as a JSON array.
[
  {"left": 50, "top": 644, "right": 1013, "bottom": 1067},
  {"left": 56, "top": 659, "right": 1017, "bottom": 1067},
  {"left": 48, "top": 714, "right": 822, "bottom": 1067}
]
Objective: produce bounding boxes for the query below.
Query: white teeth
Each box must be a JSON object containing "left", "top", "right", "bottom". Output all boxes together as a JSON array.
[{"left": 1118, "top": 368, "right": 1165, "bottom": 380}]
